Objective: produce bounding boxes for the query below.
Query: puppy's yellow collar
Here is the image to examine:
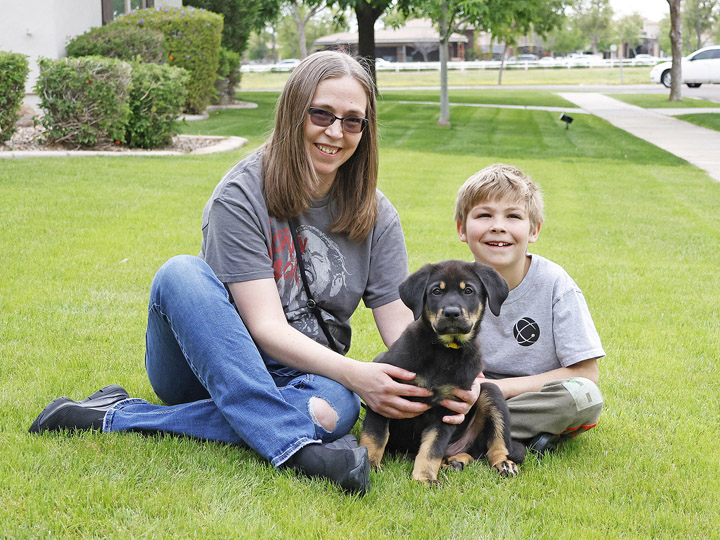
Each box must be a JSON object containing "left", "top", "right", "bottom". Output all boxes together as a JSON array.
[{"left": 445, "top": 342, "right": 461, "bottom": 349}]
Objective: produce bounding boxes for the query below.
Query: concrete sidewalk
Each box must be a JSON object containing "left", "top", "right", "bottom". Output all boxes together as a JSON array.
[{"left": 557, "top": 92, "right": 720, "bottom": 183}]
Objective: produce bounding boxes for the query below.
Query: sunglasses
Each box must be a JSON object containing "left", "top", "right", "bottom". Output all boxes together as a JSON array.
[{"left": 308, "top": 107, "right": 368, "bottom": 134}]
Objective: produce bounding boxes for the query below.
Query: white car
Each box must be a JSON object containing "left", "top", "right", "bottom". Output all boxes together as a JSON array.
[
  {"left": 650, "top": 45, "right": 720, "bottom": 88},
  {"left": 632, "top": 54, "right": 659, "bottom": 66},
  {"left": 272, "top": 58, "right": 301, "bottom": 72}
]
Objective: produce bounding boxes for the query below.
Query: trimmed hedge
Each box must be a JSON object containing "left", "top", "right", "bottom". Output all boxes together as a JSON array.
[
  {"left": 0, "top": 51, "right": 30, "bottom": 144},
  {"left": 35, "top": 56, "right": 131, "bottom": 148},
  {"left": 214, "top": 46, "right": 241, "bottom": 105},
  {"left": 66, "top": 24, "right": 167, "bottom": 64},
  {"left": 115, "top": 6, "right": 222, "bottom": 114},
  {"left": 125, "top": 62, "right": 189, "bottom": 149}
]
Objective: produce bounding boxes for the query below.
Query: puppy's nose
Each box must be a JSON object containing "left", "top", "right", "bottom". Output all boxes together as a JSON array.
[{"left": 443, "top": 306, "right": 461, "bottom": 319}]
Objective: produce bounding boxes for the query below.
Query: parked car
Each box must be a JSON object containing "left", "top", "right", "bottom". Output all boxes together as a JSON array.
[
  {"left": 632, "top": 53, "right": 659, "bottom": 66},
  {"left": 517, "top": 53, "right": 539, "bottom": 62},
  {"left": 272, "top": 58, "right": 300, "bottom": 71},
  {"left": 650, "top": 45, "right": 720, "bottom": 88},
  {"left": 563, "top": 53, "right": 591, "bottom": 66}
]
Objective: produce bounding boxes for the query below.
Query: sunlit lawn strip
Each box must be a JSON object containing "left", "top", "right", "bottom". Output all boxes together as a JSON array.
[
  {"left": 239, "top": 66, "right": 654, "bottom": 91},
  {"left": 674, "top": 112, "right": 720, "bottom": 132},
  {"left": 610, "top": 93, "right": 720, "bottom": 108}
]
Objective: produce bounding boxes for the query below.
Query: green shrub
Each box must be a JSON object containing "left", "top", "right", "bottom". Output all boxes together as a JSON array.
[
  {"left": 0, "top": 51, "right": 30, "bottom": 143},
  {"left": 65, "top": 24, "right": 166, "bottom": 64},
  {"left": 115, "top": 6, "right": 222, "bottom": 114},
  {"left": 125, "top": 62, "right": 189, "bottom": 149},
  {"left": 35, "top": 56, "right": 131, "bottom": 148},
  {"left": 213, "top": 46, "right": 241, "bottom": 105}
]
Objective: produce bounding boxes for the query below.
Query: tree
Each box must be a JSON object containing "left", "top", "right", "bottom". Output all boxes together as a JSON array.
[
  {"left": 246, "top": 27, "right": 277, "bottom": 62},
  {"left": 414, "top": 0, "right": 567, "bottom": 126},
  {"left": 615, "top": 13, "right": 644, "bottom": 57},
  {"left": 545, "top": 16, "right": 587, "bottom": 57},
  {"left": 574, "top": 0, "right": 613, "bottom": 54},
  {"left": 277, "top": 4, "right": 348, "bottom": 59},
  {"left": 667, "top": 0, "right": 682, "bottom": 101},
  {"left": 682, "top": 0, "right": 718, "bottom": 52},
  {"left": 184, "top": 0, "right": 282, "bottom": 54},
  {"left": 334, "top": 0, "right": 413, "bottom": 83},
  {"left": 658, "top": 14, "right": 671, "bottom": 55},
  {"left": 411, "top": 41, "right": 439, "bottom": 62}
]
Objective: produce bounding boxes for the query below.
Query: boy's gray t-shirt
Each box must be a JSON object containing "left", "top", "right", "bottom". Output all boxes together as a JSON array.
[
  {"left": 199, "top": 152, "right": 409, "bottom": 354},
  {"left": 479, "top": 254, "right": 605, "bottom": 379}
]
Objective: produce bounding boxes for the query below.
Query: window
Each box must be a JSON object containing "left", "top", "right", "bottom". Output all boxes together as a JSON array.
[{"left": 102, "top": 0, "right": 155, "bottom": 25}]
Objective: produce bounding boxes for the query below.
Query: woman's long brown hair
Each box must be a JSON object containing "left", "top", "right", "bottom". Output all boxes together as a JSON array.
[{"left": 261, "top": 51, "right": 379, "bottom": 242}]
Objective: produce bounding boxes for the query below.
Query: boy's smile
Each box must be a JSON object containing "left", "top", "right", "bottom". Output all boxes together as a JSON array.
[{"left": 457, "top": 197, "right": 541, "bottom": 290}]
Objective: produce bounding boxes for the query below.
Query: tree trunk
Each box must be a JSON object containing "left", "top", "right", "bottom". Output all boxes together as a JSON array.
[
  {"left": 355, "top": 2, "right": 385, "bottom": 85},
  {"left": 667, "top": 0, "right": 683, "bottom": 101},
  {"left": 438, "top": 37, "right": 450, "bottom": 126},
  {"left": 498, "top": 43, "right": 509, "bottom": 85},
  {"left": 291, "top": 4, "right": 308, "bottom": 59}
]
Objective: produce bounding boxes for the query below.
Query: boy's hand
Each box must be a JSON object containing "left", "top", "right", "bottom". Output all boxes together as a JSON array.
[{"left": 440, "top": 375, "right": 482, "bottom": 424}]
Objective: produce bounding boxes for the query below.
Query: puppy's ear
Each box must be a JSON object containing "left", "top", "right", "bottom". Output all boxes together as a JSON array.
[
  {"left": 472, "top": 263, "right": 509, "bottom": 316},
  {"left": 399, "top": 264, "right": 434, "bottom": 320}
]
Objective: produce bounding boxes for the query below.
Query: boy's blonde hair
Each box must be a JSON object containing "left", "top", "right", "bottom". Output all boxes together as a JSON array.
[{"left": 455, "top": 163, "right": 544, "bottom": 230}]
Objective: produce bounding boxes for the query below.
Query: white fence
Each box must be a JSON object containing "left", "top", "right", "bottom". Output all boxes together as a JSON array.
[{"left": 241, "top": 57, "right": 663, "bottom": 73}]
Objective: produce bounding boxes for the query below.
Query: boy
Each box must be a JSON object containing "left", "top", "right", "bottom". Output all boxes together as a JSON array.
[{"left": 455, "top": 163, "right": 605, "bottom": 454}]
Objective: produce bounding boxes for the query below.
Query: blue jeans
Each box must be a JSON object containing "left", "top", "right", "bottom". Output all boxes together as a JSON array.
[{"left": 103, "top": 255, "right": 361, "bottom": 467}]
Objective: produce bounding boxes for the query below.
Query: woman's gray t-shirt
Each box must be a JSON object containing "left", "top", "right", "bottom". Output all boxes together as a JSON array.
[{"left": 199, "top": 152, "right": 408, "bottom": 354}]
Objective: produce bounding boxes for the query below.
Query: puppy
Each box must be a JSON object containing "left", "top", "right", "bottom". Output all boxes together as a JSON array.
[{"left": 360, "top": 260, "right": 526, "bottom": 485}]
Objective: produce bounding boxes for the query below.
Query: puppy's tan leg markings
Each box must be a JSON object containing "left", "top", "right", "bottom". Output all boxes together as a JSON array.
[
  {"left": 412, "top": 428, "right": 443, "bottom": 486},
  {"left": 360, "top": 431, "right": 389, "bottom": 470},
  {"left": 481, "top": 393, "right": 518, "bottom": 477}
]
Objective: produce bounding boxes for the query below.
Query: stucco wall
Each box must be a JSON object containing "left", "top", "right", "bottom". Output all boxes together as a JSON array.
[
  {"left": 0, "top": 0, "right": 102, "bottom": 93},
  {"left": 0, "top": 0, "right": 184, "bottom": 97}
]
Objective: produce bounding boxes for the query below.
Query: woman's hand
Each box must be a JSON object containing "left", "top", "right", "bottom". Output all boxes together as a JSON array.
[
  {"left": 439, "top": 375, "right": 482, "bottom": 425},
  {"left": 349, "top": 361, "right": 431, "bottom": 419}
]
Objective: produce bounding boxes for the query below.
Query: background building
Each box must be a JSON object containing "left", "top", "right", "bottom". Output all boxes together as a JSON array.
[
  {"left": 314, "top": 19, "right": 468, "bottom": 62},
  {"left": 0, "top": 0, "right": 182, "bottom": 95}
]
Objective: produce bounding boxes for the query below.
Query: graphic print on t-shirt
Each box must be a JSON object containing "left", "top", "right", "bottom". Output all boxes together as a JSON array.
[
  {"left": 513, "top": 317, "right": 540, "bottom": 347},
  {"left": 271, "top": 223, "right": 349, "bottom": 340}
]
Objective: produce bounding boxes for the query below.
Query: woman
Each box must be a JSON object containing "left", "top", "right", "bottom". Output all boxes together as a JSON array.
[{"left": 29, "top": 51, "right": 475, "bottom": 494}]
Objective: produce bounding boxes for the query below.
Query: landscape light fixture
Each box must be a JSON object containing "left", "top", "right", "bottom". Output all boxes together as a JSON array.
[{"left": 559, "top": 113, "right": 574, "bottom": 129}]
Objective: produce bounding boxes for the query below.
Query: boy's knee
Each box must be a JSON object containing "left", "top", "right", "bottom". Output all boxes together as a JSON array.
[
  {"left": 309, "top": 397, "right": 338, "bottom": 433},
  {"left": 564, "top": 377, "right": 603, "bottom": 410}
]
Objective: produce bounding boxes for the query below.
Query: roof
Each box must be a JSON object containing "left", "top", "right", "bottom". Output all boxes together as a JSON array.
[{"left": 314, "top": 19, "right": 468, "bottom": 47}]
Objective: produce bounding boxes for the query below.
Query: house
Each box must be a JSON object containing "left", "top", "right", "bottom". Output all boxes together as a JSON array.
[
  {"left": 314, "top": 19, "right": 469, "bottom": 62},
  {"left": 0, "top": 0, "right": 181, "bottom": 98}
]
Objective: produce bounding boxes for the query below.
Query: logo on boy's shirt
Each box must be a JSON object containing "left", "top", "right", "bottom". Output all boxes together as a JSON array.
[{"left": 513, "top": 317, "right": 540, "bottom": 346}]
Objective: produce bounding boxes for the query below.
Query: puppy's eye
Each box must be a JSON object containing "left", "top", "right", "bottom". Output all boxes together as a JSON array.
[
  {"left": 431, "top": 287, "right": 442, "bottom": 296},
  {"left": 463, "top": 287, "right": 474, "bottom": 295}
]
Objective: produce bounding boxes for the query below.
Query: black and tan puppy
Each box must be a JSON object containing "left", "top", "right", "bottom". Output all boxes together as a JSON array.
[{"left": 360, "top": 260, "right": 526, "bottom": 485}]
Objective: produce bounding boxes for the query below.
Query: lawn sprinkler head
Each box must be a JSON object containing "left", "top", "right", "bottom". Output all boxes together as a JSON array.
[{"left": 559, "top": 113, "right": 574, "bottom": 130}]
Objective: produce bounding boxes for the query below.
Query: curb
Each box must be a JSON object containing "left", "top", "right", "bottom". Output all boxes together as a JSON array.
[
  {"left": 0, "top": 135, "right": 248, "bottom": 159},
  {"left": 181, "top": 101, "right": 259, "bottom": 122}
]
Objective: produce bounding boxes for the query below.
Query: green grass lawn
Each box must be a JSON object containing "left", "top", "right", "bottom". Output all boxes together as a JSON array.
[
  {"left": 2, "top": 90, "right": 719, "bottom": 539},
  {"left": 675, "top": 112, "right": 720, "bottom": 131},
  {"left": 240, "top": 66, "right": 654, "bottom": 91},
  {"left": 610, "top": 93, "right": 720, "bottom": 109},
  {"left": 379, "top": 88, "right": 575, "bottom": 108}
]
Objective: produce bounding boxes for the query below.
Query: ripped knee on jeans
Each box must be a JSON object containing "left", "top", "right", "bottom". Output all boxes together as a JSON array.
[{"left": 309, "top": 397, "right": 338, "bottom": 432}]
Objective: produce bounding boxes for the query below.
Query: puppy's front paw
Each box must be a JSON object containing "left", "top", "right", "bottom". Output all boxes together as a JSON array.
[{"left": 491, "top": 459, "right": 518, "bottom": 477}]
